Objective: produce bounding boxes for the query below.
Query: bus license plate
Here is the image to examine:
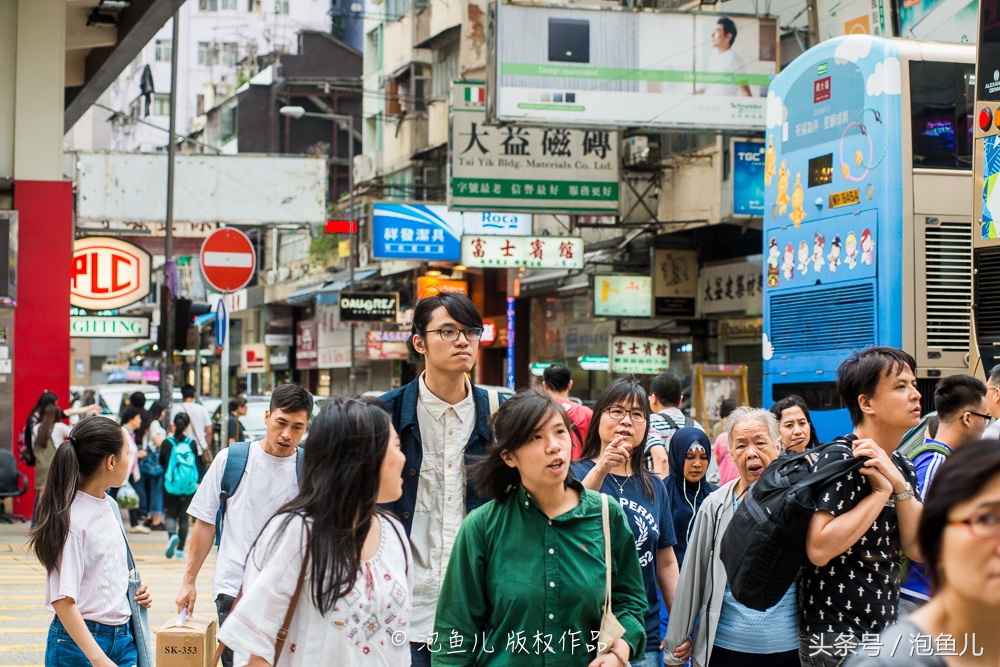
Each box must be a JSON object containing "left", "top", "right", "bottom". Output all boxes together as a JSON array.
[{"left": 829, "top": 189, "right": 860, "bottom": 209}]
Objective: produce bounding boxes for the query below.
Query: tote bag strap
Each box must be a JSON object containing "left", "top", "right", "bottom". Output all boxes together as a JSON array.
[{"left": 601, "top": 493, "right": 612, "bottom": 612}]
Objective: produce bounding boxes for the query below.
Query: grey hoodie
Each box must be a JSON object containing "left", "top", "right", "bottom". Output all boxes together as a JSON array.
[{"left": 663, "top": 480, "right": 737, "bottom": 667}]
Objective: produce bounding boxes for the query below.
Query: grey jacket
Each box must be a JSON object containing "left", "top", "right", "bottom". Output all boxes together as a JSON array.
[{"left": 663, "top": 480, "right": 737, "bottom": 667}]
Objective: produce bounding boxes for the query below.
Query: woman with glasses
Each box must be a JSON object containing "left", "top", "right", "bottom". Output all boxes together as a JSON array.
[
  {"left": 572, "top": 378, "right": 681, "bottom": 667},
  {"left": 847, "top": 439, "right": 1000, "bottom": 666},
  {"left": 377, "top": 291, "right": 504, "bottom": 667}
]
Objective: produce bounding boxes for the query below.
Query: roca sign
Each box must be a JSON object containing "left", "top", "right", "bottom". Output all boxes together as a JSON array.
[
  {"left": 71, "top": 237, "right": 152, "bottom": 310},
  {"left": 339, "top": 292, "right": 400, "bottom": 323}
]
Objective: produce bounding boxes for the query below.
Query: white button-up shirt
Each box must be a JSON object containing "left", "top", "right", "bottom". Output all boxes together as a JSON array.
[{"left": 410, "top": 373, "right": 477, "bottom": 641}]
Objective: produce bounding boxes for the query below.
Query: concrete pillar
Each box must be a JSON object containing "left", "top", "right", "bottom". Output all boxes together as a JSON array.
[{"left": 11, "top": 0, "right": 71, "bottom": 517}]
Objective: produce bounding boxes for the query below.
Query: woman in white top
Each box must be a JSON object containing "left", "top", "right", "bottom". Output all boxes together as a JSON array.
[
  {"left": 218, "top": 396, "right": 411, "bottom": 667},
  {"left": 29, "top": 416, "right": 153, "bottom": 667}
]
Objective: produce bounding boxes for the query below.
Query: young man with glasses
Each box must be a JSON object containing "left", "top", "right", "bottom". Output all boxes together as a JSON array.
[
  {"left": 379, "top": 291, "right": 504, "bottom": 667},
  {"left": 900, "top": 373, "right": 988, "bottom": 613},
  {"left": 981, "top": 364, "right": 1000, "bottom": 439}
]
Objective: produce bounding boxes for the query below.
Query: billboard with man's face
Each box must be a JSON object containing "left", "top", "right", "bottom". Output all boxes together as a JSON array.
[{"left": 489, "top": 4, "right": 778, "bottom": 130}]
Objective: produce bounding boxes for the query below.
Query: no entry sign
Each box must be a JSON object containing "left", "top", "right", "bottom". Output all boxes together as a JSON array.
[{"left": 200, "top": 228, "right": 256, "bottom": 293}]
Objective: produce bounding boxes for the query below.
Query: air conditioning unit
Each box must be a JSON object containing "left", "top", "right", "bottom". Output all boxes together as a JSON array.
[
  {"left": 278, "top": 266, "right": 291, "bottom": 281},
  {"left": 353, "top": 153, "right": 376, "bottom": 182},
  {"left": 622, "top": 135, "right": 659, "bottom": 167}
]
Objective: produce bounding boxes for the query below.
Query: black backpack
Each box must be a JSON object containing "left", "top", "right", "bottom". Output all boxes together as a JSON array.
[{"left": 720, "top": 435, "right": 863, "bottom": 611}]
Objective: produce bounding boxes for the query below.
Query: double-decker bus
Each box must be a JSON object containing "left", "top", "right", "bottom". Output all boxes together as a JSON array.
[{"left": 762, "top": 35, "right": 975, "bottom": 437}]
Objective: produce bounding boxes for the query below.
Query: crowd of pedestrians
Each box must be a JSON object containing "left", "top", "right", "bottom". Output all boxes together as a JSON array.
[{"left": 20, "top": 292, "right": 1000, "bottom": 667}]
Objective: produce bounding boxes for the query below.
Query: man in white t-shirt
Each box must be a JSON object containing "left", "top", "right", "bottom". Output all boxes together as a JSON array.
[
  {"left": 171, "top": 385, "right": 213, "bottom": 477},
  {"left": 176, "top": 383, "right": 313, "bottom": 667},
  {"left": 696, "top": 17, "right": 753, "bottom": 97}
]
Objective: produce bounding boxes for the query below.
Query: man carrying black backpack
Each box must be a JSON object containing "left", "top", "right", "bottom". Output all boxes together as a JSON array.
[{"left": 798, "top": 347, "right": 924, "bottom": 667}]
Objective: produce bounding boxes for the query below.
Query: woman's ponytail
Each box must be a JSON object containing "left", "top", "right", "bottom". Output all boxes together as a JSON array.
[{"left": 28, "top": 417, "right": 127, "bottom": 572}]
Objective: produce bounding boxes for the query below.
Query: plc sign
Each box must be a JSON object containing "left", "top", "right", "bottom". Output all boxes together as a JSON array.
[{"left": 71, "top": 237, "right": 151, "bottom": 310}]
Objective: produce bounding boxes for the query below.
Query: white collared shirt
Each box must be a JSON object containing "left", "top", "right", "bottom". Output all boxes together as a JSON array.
[{"left": 410, "top": 373, "right": 476, "bottom": 641}]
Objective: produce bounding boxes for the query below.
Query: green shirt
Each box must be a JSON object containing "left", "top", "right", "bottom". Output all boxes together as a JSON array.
[{"left": 431, "top": 479, "right": 647, "bottom": 666}]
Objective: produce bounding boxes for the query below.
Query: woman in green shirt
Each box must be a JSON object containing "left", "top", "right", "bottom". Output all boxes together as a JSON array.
[{"left": 433, "top": 391, "right": 648, "bottom": 667}]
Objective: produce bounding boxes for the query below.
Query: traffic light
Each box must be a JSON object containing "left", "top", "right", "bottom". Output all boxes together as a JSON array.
[{"left": 159, "top": 298, "right": 213, "bottom": 350}]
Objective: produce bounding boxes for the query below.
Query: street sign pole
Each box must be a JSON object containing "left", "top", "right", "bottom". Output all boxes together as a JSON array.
[{"left": 216, "top": 299, "right": 229, "bottom": 448}]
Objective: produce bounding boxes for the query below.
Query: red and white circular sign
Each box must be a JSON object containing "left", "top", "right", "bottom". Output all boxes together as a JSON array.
[{"left": 200, "top": 228, "right": 256, "bottom": 293}]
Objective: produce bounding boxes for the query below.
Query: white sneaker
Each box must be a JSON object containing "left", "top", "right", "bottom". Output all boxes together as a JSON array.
[
  {"left": 130, "top": 525, "right": 151, "bottom": 534},
  {"left": 175, "top": 550, "right": 185, "bottom": 560}
]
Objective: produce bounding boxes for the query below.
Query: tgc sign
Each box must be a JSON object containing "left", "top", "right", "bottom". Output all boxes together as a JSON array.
[{"left": 71, "top": 237, "right": 152, "bottom": 310}]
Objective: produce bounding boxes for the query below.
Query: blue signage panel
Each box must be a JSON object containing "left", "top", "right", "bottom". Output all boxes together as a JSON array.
[
  {"left": 372, "top": 204, "right": 463, "bottom": 260},
  {"left": 733, "top": 141, "right": 766, "bottom": 216}
]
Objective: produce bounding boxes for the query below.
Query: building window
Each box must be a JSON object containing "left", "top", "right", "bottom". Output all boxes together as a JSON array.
[
  {"left": 432, "top": 40, "right": 459, "bottom": 100},
  {"left": 221, "top": 0, "right": 238, "bottom": 8},
  {"left": 221, "top": 106, "right": 238, "bottom": 141},
  {"left": 200, "top": 0, "right": 218, "bottom": 9},
  {"left": 153, "top": 93, "right": 171, "bottom": 116},
  {"left": 198, "top": 42, "right": 222, "bottom": 66},
  {"left": 248, "top": 0, "right": 261, "bottom": 11},
  {"left": 274, "top": 43, "right": 289, "bottom": 54},
  {"left": 129, "top": 97, "right": 142, "bottom": 118},
  {"left": 197, "top": 95, "right": 206, "bottom": 116},
  {"left": 222, "top": 43, "right": 239, "bottom": 67},
  {"left": 155, "top": 39, "right": 172, "bottom": 62},
  {"left": 386, "top": 0, "right": 410, "bottom": 21},
  {"left": 275, "top": 0, "right": 289, "bottom": 13}
]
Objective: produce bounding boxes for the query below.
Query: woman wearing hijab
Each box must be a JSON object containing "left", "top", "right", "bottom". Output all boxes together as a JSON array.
[{"left": 665, "top": 428, "right": 716, "bottom": 567}]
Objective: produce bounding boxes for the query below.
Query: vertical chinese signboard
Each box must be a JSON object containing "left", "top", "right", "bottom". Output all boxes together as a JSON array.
[
  {"left": 609, "top": 335, "right": 671, "bottom": 375},
  {"left": 653, "top": 249, "right": 698, "bottom": 317},
  {"left": 460, "top": 235, "right": 584, "bottom": 269},
  {"left": 451, "top": 82, "right": 619, "bottom": 213}
]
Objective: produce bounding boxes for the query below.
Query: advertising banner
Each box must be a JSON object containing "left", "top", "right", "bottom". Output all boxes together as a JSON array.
[
  {"left": 71, "top": 237, "right": 152, "bottom": 310},
  {"left": 241, "top": 343, "right": 268, "bottom": 373},
  {"left": 296, "top": 320, "right": 319, "bottom": 370},
  {"left": 366, "top": 330, "right": 411, "bottom": 360},
  {"left": 700, "top": 261, "right": 763, "bottom": 315},
  {"left": 70, "top": 316, "right": 150, "bottom": 339},
  {"left": 593, "top": 275, "right": 653, "bottom": 317},
  {"left": 609, "top": 335, "right": 672, "bottom": 375},
  {"left": 732, "top": 140, "right": 766, "bottom": 216},
  {"left": 653, "top": 249, "right": 698, "bottom": 317},
  {"left": 492, "top": 5, "right": 777, "bottom": 130},
  {"left": 899, "top": 0, "right": 976, "bottom": 42},
  {"left": 339, "top": 292, "right": 400, "bottom": 323},
  {"left": 372, "top": 204, "right": 532, "bottom": 260},
  {"left": 816, "top": 0, "right": 890, "bottom": 40},
  {"left": 460, "top": 235, "right": 584, "bottom": 269},
  {"left": 451, "top": 82, "right": 619, "bottom": 213}
]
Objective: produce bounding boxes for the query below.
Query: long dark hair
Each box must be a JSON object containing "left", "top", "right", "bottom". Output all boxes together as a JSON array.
[
  {"left": 28, "top": 417, "right": 127, "bottom": 572},
  {"left": 256, "top": 397, "right": 394, "bottom": 615},
  {"left": 35, "top": 404, "right": 61, "bottom": 450},
  {"left": 172, "top": 412, "right": 191, "bottom": 440},
  {"left": 770, "top": 395, "right": 821, "bottom": 449},
  {"left": 136, "top": 400, "right": 167, "bottom": 445},
  {"left": 580, "top": 377, "right": 655, "bottom": 500},
  {"left": 918, "top": 439, "right": 1000, "bottom": 590},
  {"left": 470, "top": 391, "right": 574, "bottom": 501}
]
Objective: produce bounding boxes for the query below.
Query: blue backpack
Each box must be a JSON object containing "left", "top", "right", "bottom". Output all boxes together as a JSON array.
[
  {"left": 164, "top": 436, "right": 199, "bottom": 496},
  {"left": 215, "top": 441, "right": 304, "bottom": 546}
]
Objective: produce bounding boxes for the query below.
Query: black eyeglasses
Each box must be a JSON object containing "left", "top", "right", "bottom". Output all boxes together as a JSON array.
[
  {"left": 968, "top": 410, "right": 993, "bottom": 424},
  {"left": 423, "top": 327, "right": 484, "bottom": 342},
  {"left": 605, "top": 406, "right": 647, "bottom": 424}
]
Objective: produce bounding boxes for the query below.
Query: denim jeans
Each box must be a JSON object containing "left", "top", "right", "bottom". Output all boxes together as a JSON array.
[
  {"left": 135, "top": 473, "right": 163, "bottom": 517},
  {"left": 411, "top": 642, "right": 432, "bottom": 667},
  {"left": 45, "top": 615, "right": 137, "bottom": 667},
  {"left": 633, "top": 650, "right": 664, "bottom": 667},
  {"left": 216, "top": 594, "right": 237, "bottom": 667}
]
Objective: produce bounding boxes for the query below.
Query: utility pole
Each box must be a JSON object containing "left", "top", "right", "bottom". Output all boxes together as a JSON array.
[
  {"left": 346, "top": 113, "right": 356, "bottom": 395},
  {"left": 161, "top": 8, "right": 181, "bottom": 402},
  {"left": 806, "top": 0, "right": 819, "bottom": 48}
]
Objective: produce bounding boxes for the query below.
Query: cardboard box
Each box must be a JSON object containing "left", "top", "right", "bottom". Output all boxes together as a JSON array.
[{"left": 156, "top": 615, "right": 217, "bottom": 667}]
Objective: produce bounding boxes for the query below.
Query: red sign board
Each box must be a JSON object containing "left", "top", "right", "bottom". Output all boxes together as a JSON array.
[
  {"left": 813, "top": 76, "right": 831, "bottom": 103},
  {"left": 71, "top": 237, "right": 151, "bottom": 310},
  {"left": 200, "top": 228, "right": 256, "bottom": 293},
  {"left": 325, "top": 220, "right": 359, "bottom": 234},
  {"left": 481, "top": 319, "right": 497, "bottom": 346}
]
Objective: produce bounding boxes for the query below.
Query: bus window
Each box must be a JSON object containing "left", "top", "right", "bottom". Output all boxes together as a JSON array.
[{"left": 910, "top": 61, "right": 975, "bottom": 170}]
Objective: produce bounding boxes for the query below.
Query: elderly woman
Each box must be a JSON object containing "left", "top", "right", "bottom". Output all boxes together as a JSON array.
[{"left": 664, "top": 407, "right": 800, "bottom": 667}]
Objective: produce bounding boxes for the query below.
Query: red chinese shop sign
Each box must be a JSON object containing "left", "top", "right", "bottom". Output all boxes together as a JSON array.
[{"left": 71, "top": 237, "right": 152, "bottom": 310}]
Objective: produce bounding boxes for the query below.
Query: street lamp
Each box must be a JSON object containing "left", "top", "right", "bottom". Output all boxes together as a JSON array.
[{"left": 279, "top": 105, "right": 358, "bottom": 394}]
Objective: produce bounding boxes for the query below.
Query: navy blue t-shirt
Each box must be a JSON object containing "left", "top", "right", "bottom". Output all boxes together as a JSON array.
[{"left": 571, "top": 460, "right": 677, "bottom": 651}]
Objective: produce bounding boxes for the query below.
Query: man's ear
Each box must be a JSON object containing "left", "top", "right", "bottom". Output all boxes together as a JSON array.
[
  {"left": 858, "top": 393, "right": 876, "bottom": 419},
  {"left": 567, "top": 379, "right": 573, "bottom": 392},
  {"left": 412, "top": 333, "right": 427, "bottom": 355}
]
